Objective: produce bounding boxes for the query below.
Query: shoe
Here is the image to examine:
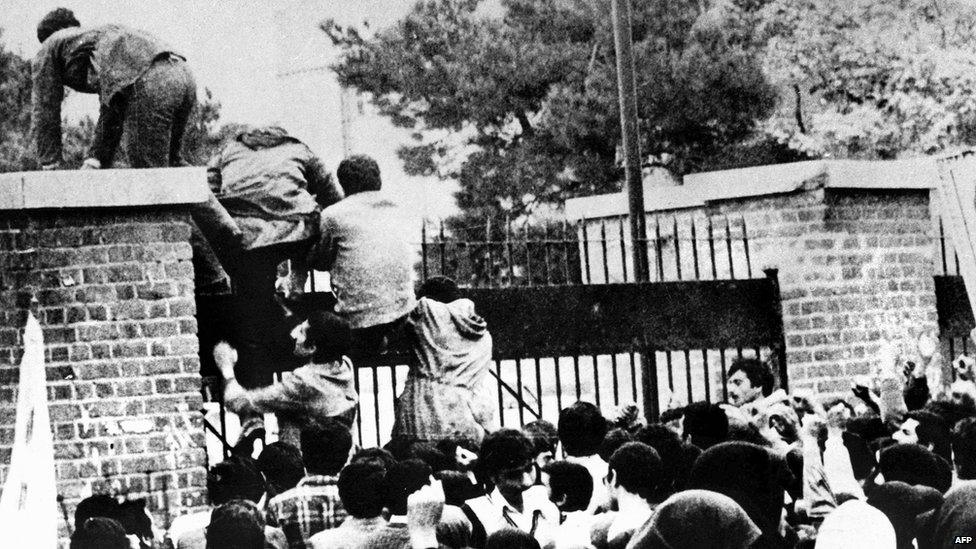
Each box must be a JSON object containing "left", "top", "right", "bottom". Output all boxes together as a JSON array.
[{"left": 233, "top": 416, "right": 266, "bottom": 456}]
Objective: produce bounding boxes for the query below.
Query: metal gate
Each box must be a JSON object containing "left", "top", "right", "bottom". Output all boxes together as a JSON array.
[{"left": 196, "top": 215, "right": 788, "bottom": 451}]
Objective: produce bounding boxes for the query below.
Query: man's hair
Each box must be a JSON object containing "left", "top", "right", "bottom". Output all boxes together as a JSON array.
[
  {"left": 207, "top": 455, "right": 266, "bottom": 505},
  {"left": 544, "top": 460, "right": 592, "bottom": 512},
  {"left": 205, "top": 500, "right": 265, "bottom": 549},
  {"left": 338, "top": 461, "right": 386, "bottom": 518},
  {"left": 952, "top": 417, "right": 976, "bottom": 480},
  {"left": 609, "top": 442, "right": 663, "bottom": 503},
  {"left": 37, "top": 8, "right": 79, "bottom": 43},
  {"left": 635, "top": 424, "right": 683, "bottom": 495},
  {"left": 74, "top": 495, "right": 119, "bottom": 531},
  {"left": 558, "top": 401, "right": 608, "bottom": 457},
  {"left": 350, "top": 447, "right": 397, "bottom": 471},
  {"left": 115, "top": 499, "right": 152, "bottom": 544},
  {"left": 598, "top": 428, "right": 633, "bottom": 462},
  {"left": 523, "top": 420, "right": 559, "bottom": 457},
  {"left": 727, "top": 357, "right": 775, "bottom": 396},
  {"left": 486, "top": 528, "right": 541, "bottom": 549},
  {"left": 906, "top": 410, "right": 952, "bottom": 463},
  {"left": 418, "top": 275, "right": 462, "bottom": 303},
  {"left": 306, "top": 311, "right": 352, "bottom": 363},
  {"left": 301, "top": 419, "right": 353, "bottom": 476},
  {"left": 405, "top": 441, "right": 455, "bottom": 473},
  {"left": 257, "top": 441, "right": 305, "bottom": 496},
  {"left": 336, "top": 155, "right": 381, "bottom": 195},
  {"left": 682, "top": 401, "right": 730, "bottom": 450},
  {"left": 478, "top": 429, "right": 533, "bottom": 478},
  {"left": 382, "top": 458, "right": 432, "bottom": 516},
  {"left": 70, "top": 517, "right": 129, "bottom": 549}
]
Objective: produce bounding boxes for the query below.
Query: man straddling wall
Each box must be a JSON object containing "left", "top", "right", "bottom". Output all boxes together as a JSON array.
[
  {"left": 31, "top": 8, "right": 196, "bottom": 169},
  {"left": 308, "top": 155, "right": 417, "bottom": 355}
]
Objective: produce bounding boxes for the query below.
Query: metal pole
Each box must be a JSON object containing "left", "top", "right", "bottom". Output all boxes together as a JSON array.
[{"left": 611, "top": 0, "right": 649, "bottom": 283}]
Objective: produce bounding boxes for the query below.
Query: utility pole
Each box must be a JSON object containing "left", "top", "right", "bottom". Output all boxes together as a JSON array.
[{"left": 611, "top": 0, "right": 649, "bottom": 283}]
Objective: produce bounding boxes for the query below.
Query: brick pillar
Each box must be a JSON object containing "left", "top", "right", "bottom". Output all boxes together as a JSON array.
[
  {"left": 0, "top": 169, "right": 209, "bottom": 539},
  {"left": 717, "top": 187, "right": 939, "bottom": 395}
]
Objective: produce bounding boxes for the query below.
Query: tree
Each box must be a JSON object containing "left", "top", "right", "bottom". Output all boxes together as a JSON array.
[
  {"left": 324, "top": 0, "right": 790, "bottom": 234},
  {"left": 758, "top": 0, "right": 976, "bottom": 159}
]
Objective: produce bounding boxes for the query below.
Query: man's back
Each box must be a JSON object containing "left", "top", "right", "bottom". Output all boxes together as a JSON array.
[{"left": 313, "top": 191, "right": 416, "bottom": 328}]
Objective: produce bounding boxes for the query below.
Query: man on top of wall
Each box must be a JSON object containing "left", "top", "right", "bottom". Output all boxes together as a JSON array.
[{"left": 31, "top": 8, "right": 196, "bottom": 169}]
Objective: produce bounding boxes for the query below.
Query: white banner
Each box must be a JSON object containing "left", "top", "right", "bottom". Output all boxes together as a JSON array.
[{"left": 0, "top": 313, "right": 58, "bottom": 547}]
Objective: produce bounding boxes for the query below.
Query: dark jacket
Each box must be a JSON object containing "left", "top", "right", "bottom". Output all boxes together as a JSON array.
[
  {"left": 207, "top": 127, "right": 344, "bottom": 250},
  {"left": 31, "top": 24, "right": 178, "bottom": 165}
]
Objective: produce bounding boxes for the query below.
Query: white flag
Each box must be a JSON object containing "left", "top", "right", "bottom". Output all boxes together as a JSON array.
[{"left": 0, "top": 313, "right": 58, "bottom": 547}]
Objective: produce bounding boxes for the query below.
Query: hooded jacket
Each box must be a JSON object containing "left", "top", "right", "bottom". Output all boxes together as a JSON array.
[{"left": 392, "top": 297, "right": 496, "bottom": 442}]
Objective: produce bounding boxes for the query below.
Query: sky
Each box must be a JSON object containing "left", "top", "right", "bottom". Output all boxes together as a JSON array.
[{"left": 0, "top": 0, "right": 463, "bottom": 221}]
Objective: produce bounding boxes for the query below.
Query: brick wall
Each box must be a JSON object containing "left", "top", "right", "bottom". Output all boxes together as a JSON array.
[
  {"left": 571, "top": 162, "right": 942, "bottom": 404},
  {"left": 712, "top": 187, "right": 938, "bottom": 395},
  {"left": 0, "top": 208, "right": 207, "bottom": 539}
]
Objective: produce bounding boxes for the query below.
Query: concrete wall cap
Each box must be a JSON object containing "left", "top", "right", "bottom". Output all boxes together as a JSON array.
[
  {"left": 565, "top": 158, "right": 940, "bottom": 220},
  {"left": 0, "top": 167, "right": 208, "bottom": 211}
]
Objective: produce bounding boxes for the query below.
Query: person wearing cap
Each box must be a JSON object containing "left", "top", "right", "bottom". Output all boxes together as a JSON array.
[{"left": 31, "top": 8, "right": 196, "bottom": 170}]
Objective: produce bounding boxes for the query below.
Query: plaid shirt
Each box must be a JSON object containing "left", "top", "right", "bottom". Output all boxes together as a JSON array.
[{"left": 267, "top": 475, "right": 346, "bottom": 549}]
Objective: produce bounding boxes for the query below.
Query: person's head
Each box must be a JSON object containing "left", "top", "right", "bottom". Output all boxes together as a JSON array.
[
  {"left": 893, "top": 410, "right": 951, "bottom": 463},
  {"left": 418, "top": 276, "right": 462, "bottom": 303},
  {"left": 543, "top": 460, "right": 592, "bottom": 512},
  {"left": 866, "top": 481, "right": 944, "bottom": 549},
  {"left": 634, "top": 423, "right": 683, "bottom": 495},
  {"left": 726, "top": 357, "right": 774, "bottom": 406},
  {"left": 878, "top": 443, "right": 953, "bottom": 494},
  {"left": 301, "top": 419, "right": 353, "bottom": 476},
  {"left": 205, "top": 500, "right": 265, "bottom": 549},
  {"left": 681, "top": 401, "right": 729, "bottom": 450},
  {"left": 598, "top": 428, "right": 633, "bottom": 462},
  {"left": 350, "top": 447, "right": 397, "bottom": 472},
  {"left": 75, "top": 495, "right": 119, "bottom": 532},
  {"left": 70, "top": 517, "right": 129, "bottom": 549},
  {"left": 952, "top": 417, "right": 976, "bottom": 480},
  {"left": 523, "top": 420, "right": 559, "bottom": 472},
  {"left": 486, "top": 528, "right": 541, "bottom": 549},
  {"left": 756, "top": 402, "right": 799, "bottom": 446},
  {"left": 949, "top": 380, "right": 976, "bottom": 410},
  {"left": 338, "top": 461, "right": 386, "bottom": 519},
  {"left": 207, "top": 455, "right": 266, "bottom": 505},
  {"left": 815, "top": 499, "right": 897, "bottom": 549},
  {"left": 382, "top": 458, "right": 433, "bottom": 516},
  {"left": 405, "top": 441, "right": 455, "bottom": 473},
  {"left": 478, "top": 429, "right": 535, "bottom": 497},
  {"left": 558, "top": 401, "right": 608, "bottom": 457},
  {"left": 37, "top": 8, "right": 79, "bottom": 43},
  {"left": 631, "top": 490, "right": 762, "bottom": 549},
  {"left": 290, "top": 311, "right": 352, "bottom": 363},
  {"left": 435, "top": 470, "right": 483, "bottom": 507},
  {"left": 257, "top": 441, "right": 305, "bottom": 497},
  {"left": 336, "top": 155, "right": 381, "bottom": 195},
  {"left": 115, "top": 499, "right": 154, "bottom": 549},
  {"left": 608, "top": 442, "right": 663, "bottom": 504}
]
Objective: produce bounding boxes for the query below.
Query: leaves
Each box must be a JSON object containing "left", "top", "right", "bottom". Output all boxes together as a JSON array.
[
  {"left": 327, "top": 0, "right": 786, "bottom": 228},
  {"left": 758, "top": 0, "right": 976, "bottom": 159}
]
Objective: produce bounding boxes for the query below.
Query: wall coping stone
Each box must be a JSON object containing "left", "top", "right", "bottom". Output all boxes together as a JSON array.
[
  {"left": 565, "top": 158, "right": 939, "bottom": 220},
  {"left": 0, "top": 167, "right": 208, "bottom": 211}
]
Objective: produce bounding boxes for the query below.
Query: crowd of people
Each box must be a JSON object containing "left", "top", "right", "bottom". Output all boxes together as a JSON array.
[
  {"left": 68, "top": 335, "right": 976, "bottom": 549},
  {"left": 26, "top": 7, "right": 976, "bottom": 549}
]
